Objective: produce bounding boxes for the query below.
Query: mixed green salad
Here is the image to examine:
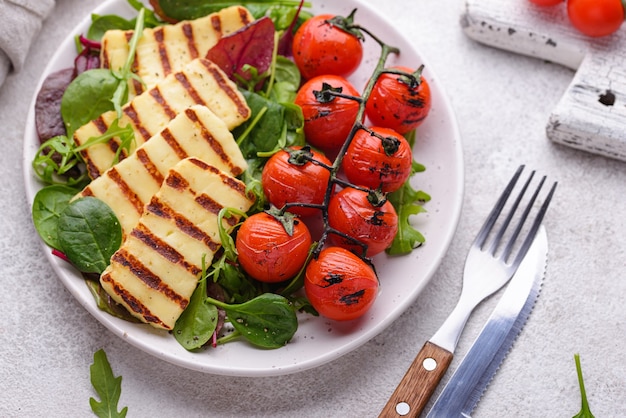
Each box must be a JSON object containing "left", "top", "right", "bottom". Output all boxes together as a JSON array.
[{"left": 30, "top": 0, "right": 431, "bottom": 352}]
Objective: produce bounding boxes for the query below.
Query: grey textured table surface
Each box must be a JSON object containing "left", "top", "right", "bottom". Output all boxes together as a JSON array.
[{"left": 1, "top": 0, "right": 625, "bottom": 417}]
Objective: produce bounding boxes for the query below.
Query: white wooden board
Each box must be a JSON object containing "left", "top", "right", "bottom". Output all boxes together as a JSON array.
[{"left": 462, "top": 0, "right": 626, "bottom": 161}]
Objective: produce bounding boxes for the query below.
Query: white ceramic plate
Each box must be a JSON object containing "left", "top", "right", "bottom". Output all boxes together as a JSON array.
[{"left": 23, "top": 0, "right": 463, "bottom": 376}]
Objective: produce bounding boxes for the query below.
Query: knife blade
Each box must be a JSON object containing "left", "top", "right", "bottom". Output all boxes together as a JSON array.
[{"left": 425, "top": 225, "right": 548, "bottom": 418}]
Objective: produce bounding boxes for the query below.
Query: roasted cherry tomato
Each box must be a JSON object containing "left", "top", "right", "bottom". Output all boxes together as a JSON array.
[
  {"left": 365, "top": 66, "right": 432, "bottom": 134},
  {"left": 236, "top": 212, "right": 312, "bottom": 283},
  {"left": 304, "top": 246, "right": 379, "bottom": 321},
  {"left": 328, "top": 187, "right": 398, "bottom": 257},
  {"left": 343, "top": 126, "right": 413, "bottom": 193},
  {"left": 294, "top": 75, "right": 361, "bottom": 151},
  {"left": 528, "top": 0, "right": 563, "bottom": 6},
  {"left": 292, "top": 12, "right": 364, "bottom": 80},
  {"left": 262, "top": 146, "right": 332, "bottom": 217},
  {"left": 567, "top": 0, "right": 624, "bottom": 37}
]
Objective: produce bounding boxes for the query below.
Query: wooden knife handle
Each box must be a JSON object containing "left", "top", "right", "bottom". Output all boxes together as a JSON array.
[{"left": 379, "top": 341, "right": 454, "bottom": 418}]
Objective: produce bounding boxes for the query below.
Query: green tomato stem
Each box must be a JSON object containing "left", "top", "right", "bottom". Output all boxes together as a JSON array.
[{"left": 309, "top": 25, "right": 403, "bottom": 259}]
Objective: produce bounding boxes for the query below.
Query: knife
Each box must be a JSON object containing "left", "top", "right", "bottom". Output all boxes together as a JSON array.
[{"left": 425, "top": 225, "right": 548, "bottom": 417}]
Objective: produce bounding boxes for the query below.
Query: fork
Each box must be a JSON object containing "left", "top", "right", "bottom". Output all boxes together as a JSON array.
[{"left": 379, "top": 165, "right": 557, "bottom": 418}]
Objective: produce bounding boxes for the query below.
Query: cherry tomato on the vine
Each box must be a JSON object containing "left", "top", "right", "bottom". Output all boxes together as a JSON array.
[
  {"left": 366, "top": 66, "right": 432, "bottom": 134},
  {"left": 342, "top": 126, "right": 413, "bottom": 193},
  {"left": 328, "top": 187, "right": 398, "bottom": 257},
  {"left": 567, "top": 0, "right": 625, "bottom": 37},
  {"left": 304, "top": 246, "right": 379, "bottom": 321},
  {"left": 292, "top": 12, "right": 364, "bottom": 80},
  {"left": 262, "top": 146, "right": 332, "bottom": 217},
  {"left": 295, "top": 75, "right": 361, "bottom": 152},
  {"left": 236, "top": 212, "right": 312, "bottom": 283}
]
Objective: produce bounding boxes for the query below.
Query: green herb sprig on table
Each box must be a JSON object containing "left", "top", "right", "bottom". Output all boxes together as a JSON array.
[
  {"left": 572, "top": 354, "right": 595, "bottom": 418},
  {"left": 573, "top": 354, "right": 595, "bottom": 418},
  {"left": 89, "top": 349, "right": 128, "bottom": 418}
]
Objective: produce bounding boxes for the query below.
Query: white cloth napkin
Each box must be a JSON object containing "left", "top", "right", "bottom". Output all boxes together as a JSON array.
[{"left": 0, "top": 0, "right": 56, "bottom": 89}]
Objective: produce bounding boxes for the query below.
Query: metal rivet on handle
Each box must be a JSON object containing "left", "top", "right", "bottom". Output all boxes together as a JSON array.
[
  {"left": 395, "top": 402, "right": 410, "bottom": 416},
  {"left": 423, "top": 357, "right": 437, "bottom": 371}
]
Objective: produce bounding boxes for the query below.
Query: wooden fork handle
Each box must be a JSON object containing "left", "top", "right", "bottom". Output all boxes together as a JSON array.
[{"left": 379, "top": 341, "right": 454, "bottom": 418}]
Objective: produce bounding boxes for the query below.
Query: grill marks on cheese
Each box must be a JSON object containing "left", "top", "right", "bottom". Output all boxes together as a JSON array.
[
  {"left": 101, "top": 5, "right": 254, "bottom": 96},
  {"left": 73, "top": 58, "right": 250, "bottom": 179},
  {"left": 78, "top": 105, "right": 247, "bottom": 237},
  {"left": 100, "top": 157, "right": 255, "bottom": 330}
]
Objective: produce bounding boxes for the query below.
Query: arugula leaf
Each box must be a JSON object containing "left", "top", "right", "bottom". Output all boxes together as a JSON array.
[
  {"left": 386, "top": 161, "right": 430, "bottom": 255},
  {"left": 89, "top": 349, "right": 128, "bottom": 418},
  {"left": 75, "top": 119, "right": 136, "bottom": 168},
  {"left": 573, "top": 354, "right": 595, "bottom": 418},
  {"left": 57, "top": 197, "right": 122, "bottom": 274},
  {"left": 110, "top": 8, "right": 145, "bottom": 118}
]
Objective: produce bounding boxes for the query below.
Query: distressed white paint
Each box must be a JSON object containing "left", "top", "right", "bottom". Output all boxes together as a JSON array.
[{"left": 462, "top": 0, "right": 626, "bottom": 161}]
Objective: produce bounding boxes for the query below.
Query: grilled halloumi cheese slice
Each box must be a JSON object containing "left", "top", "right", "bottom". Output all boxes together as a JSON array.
[
  {"left": 73, "top": 58, "right": 251, "bottom": 179},
  {"left": 100, "top": 157, "right": 255, "bottom": 330},
  {"left": 78, "top": 105, "right": 247, "bottom": 237},
  {"left": 101, "top": 5, "right": 254, "bottom": 97}
]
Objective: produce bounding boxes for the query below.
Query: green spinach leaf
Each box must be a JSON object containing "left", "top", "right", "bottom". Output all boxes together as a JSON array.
[
  {"left": 155, "top": 0, "right": 308, "bottom": 21},
  {"left": 268, "top": 55, "right": 301, "bottom": 103},
  {"left": 61, "top": 69, "right": 119, "bottom": 138},
  {"left": 61, "top": 8, "right": 145, "bottom": 138},
  {"left": 234, "top": 89, "right": 304, "bottom": 159},
  {"left": 58, "top": 197, "right": 122, "bottom": 274},
  {"left": 266, "top": 5, "right": 311, "bottom": 31},
  {"left": 174, "top": 275, "right": 219, "bottom": 350},
  {"left": 85, "top": 280, "right": 141, "bottom": 323},
  {"left": 208, "top": 293, "right": 297, "bottom": 349},
  {"left": 126, "top": 0, "right": 163, "bottom": 28},
  {"left": 88, "top": 14, "right": 135, "bottom": 41},
  {"left": 209, "top": 208, "right": 259, "bottom": 303},
  {"left": 31, "top": 184, "right": 78, "bottom": 250},
  {"left": 89, "top": 349, "right": 128, "bottom": 418}
]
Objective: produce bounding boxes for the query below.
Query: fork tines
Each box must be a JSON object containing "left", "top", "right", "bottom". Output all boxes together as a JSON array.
[{"left": 475, "top": 165, "right": 557, "bottom": 269}]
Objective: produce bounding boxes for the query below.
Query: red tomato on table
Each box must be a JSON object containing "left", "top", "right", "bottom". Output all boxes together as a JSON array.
[
  {"left": 567, "top": 0, "right": 625, "bottom": 37},
  {"left": 304, "top": 246, "right": 379, "bottom": 321}
]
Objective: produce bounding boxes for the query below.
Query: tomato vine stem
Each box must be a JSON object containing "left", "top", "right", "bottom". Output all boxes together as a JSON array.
[
  {"left": 279, "top": 14, "right": 419, "bottom": 295},
  {"left": 308, "top": 26, "right": 405, "bottom": 261},
  {"left": 272, "top": 11, "right": 420, "bottom": 295}
]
